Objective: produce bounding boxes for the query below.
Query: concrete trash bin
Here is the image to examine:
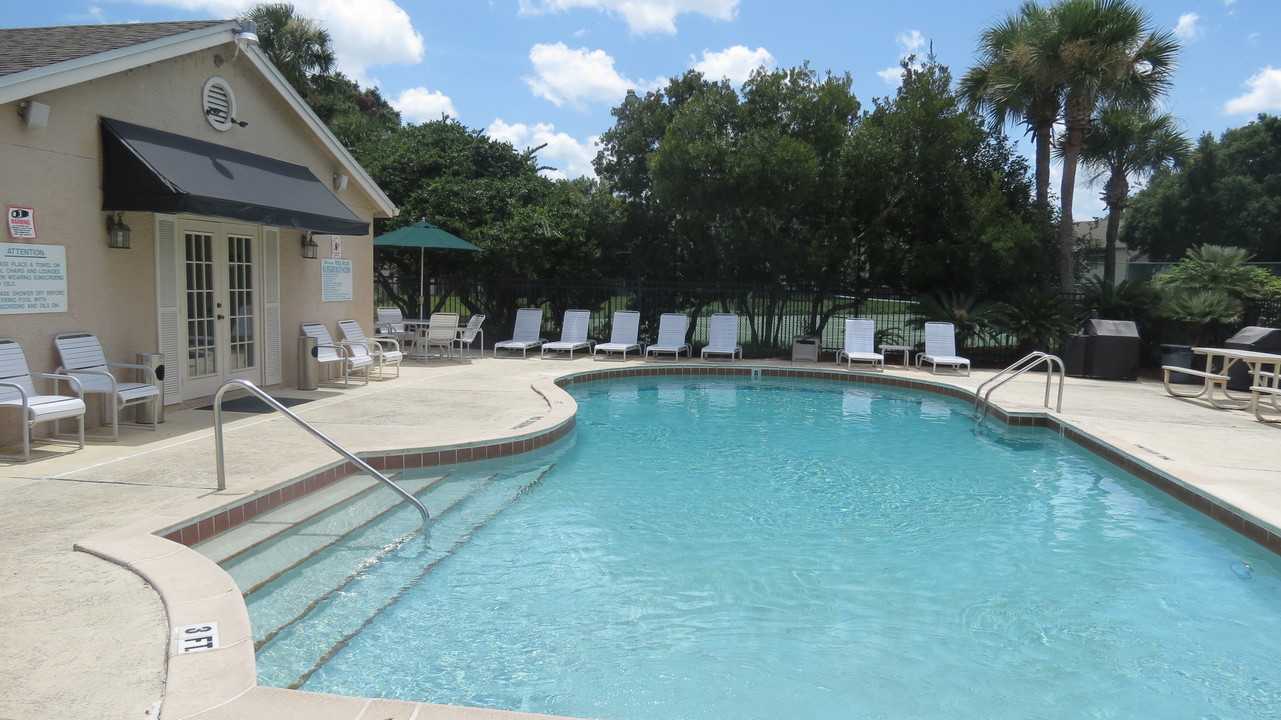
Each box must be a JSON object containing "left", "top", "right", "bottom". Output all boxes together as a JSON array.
[
  {"left": 791, "top": 335, "right": 820, "bottom": 365},
  {"left": 298, "top": 335, "right": 318, "bottom": 391},
  {"left": 135, "top": 352, "right": 165, "bottom": 424},
  {"left": 1223, "top": 326, "right": 1281, "bottom": 391}
]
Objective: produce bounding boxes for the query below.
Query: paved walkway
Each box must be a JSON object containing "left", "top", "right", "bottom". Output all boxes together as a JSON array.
[{"left": 2, "top": 357, "right": 1279, "bottom": 720}]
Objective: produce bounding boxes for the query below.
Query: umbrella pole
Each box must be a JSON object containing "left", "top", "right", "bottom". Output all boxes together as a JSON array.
[{"left": 419, "top": 249, "right": 425, "bottom": 319}]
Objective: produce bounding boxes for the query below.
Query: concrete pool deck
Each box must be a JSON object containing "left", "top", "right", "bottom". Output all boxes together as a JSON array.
[{"left": 2, "top": 356, "right": 1279, "bottom": 720}]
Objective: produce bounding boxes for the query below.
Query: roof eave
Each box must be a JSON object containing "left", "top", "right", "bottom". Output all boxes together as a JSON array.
[{"left": 0, "top": 22, "right": 239, "bottom": 105}]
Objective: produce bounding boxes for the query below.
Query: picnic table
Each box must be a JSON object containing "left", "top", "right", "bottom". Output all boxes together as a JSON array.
[{"left": 1162, "top": 347, "right": 1281, "bottom": 412}]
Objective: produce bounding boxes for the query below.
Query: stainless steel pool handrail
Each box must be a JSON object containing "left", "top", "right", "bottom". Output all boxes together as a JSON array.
[
  {"left": 973, "top": 351, "right": 1065, "bottom": 421},
  {"left": 212, "top": 379, "right": 430, "bottom": 527}
]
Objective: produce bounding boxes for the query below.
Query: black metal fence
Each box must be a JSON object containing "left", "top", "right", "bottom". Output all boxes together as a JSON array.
[{"left": 374, "top": 277, "right": 1033, "bottom": 365}]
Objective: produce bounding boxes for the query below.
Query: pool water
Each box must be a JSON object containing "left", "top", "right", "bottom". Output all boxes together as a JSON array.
[{"left": 277, "top": 377, "right": 1281, "bottom": 719}]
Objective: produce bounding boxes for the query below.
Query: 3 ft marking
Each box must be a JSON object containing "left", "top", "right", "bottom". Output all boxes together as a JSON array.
[{"left": 175, "top": 622, "right": 220, "bottom": 654}]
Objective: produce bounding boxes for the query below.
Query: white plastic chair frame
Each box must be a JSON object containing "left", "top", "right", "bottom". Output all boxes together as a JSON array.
[
  {"left": 301, "top": 322, "right": 372, "bottom": 387},
  {"left": 53, "top": 331, "right": 161, "bottom": 441},
  {"left": 453, "top": 314, "right": 486, "bottom": 357},
  {"left": 701, "top": 313, "right": 744, "bottom": 363},
  {"left": 418, "top": 312, "right": 460, "bottom": 361},
  {"left": 593, "top": 310, "right": 644, "bottom": 360},
  {"left": 338, "top": 320, "right": 402, "bottom": 379},
  {"left": 541, "top": 309, "right": 595, "bottom": 359},
  {"left": 0, "top": 338, "right": 86, "bottom": 462},
  {"left": 644, "top": 313, "right": 692, "bottom": 362},
  {"left": 494, "top": 308, "right": 547, "bottom": 358},
  {"left": 836, "top": 318, "right": 884, "bottom": 372},
  {"left": 916, "top": 321, "right": 971, "bottom": 376}
]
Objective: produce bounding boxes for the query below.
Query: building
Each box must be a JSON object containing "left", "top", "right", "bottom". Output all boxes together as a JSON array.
[{"left": 0, "top": 19, "right": 394, "bottom": 441}]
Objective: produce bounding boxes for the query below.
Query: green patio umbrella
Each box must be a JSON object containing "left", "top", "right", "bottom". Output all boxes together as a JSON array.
[{"left": 374, "top": 220, "right": 481, "bottom": 318}]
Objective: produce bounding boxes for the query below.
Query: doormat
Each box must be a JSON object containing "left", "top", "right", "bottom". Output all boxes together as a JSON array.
[{"left": 196, "top": 396, "right": 313, "bottom": 414}]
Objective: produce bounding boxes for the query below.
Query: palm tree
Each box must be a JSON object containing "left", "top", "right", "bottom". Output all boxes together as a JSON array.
[
  {"left": 1074, "top": 102, "right": 1190, "bottom": 282},
  {"left": 243, "top": 2, "right": 336, "bottom": 97},
  {"left": 1034, "top": 0, "right": 1179, "bottom": 291},
  {"left": 959, "top": 1, "right": 1061, "bottom": 208}
]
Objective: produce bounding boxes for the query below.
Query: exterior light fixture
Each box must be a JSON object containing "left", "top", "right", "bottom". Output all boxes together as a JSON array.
[
  {"left": 301, "top": 233, "right": 318, "bottom": 259},
  {"left": 106, "top": 212, "right": 131, "bottom": 249},
  {"left": 235, "top": 19, "right": 260, "bottom": 48}
]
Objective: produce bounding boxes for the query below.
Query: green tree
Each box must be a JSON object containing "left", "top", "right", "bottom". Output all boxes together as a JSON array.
[
  {"left": 243, "top": 3, "right": 335, "bottom": 96},
  {"left": 1073, "top": 102, "right": 1189, "bottom": 281},
  {"left": 1032, "top": 0, "right": 1179, "bottom": 291},
  {"left": 959, "top": 0, "right": 1061, "bottom": 208},
  {"left": 1121, "top": 115, "right": 1281, "bottom": 261}
]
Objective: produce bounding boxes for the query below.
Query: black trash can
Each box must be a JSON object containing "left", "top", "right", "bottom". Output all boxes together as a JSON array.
[
  {"left": 1160, "top": 344, "right": 1195, "bottom": 384},
  {"left": 1223, "top": 326, "right": 1281, "bottom": 391},
  {"left": 1084, "top": 319, "right": 1140, "bottom": 381}
]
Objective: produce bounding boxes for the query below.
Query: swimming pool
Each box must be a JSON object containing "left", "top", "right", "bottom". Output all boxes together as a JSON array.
[{"left": 248, "top": 376, "right": 1281, "bottom": 719}]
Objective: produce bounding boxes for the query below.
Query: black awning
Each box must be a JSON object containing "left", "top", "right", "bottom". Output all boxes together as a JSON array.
[{"left": 100, "top": 117, "right": 369, "bottom": 236}]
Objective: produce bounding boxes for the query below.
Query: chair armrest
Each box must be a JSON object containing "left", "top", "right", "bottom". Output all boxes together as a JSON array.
[
  {"left": 106, "top": 362, "right": 159, "bottom": 384},
  {"left": 30, "top": 372, "right": 85, "bottom": 395},
  {"left": 369, "top": 336, "right": 400, "bottom": 353}
]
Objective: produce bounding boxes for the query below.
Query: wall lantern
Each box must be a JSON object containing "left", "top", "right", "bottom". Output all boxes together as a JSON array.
[
  {"left": 106, "top": 212, "right": 131, "bottom": 249},
  {"left": 301, "top": 233, "right": 318, "bottom": 259}
]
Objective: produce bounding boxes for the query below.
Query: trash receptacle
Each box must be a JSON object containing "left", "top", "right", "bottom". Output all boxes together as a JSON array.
[
  {"left": 1161, "top": 343, "right": 1194, "bottom": 384},
  {"left": 298, "top": 335, "right": 318, "bottom": 391},
  {"left": 1085, "top": 319, "right": 1140, "bottom": 380},
  {"left": 1063, "top": 334, "right": 1089, "bottom": 377},
  {"left": 791, "top": 335, "right": 820, "bottom": 365},
  {"left": 136, "top": 352, "right": 165, "bottom": 424},
  {"left": 1223, "top": 326, "right": 1281, "bottom": 391}
]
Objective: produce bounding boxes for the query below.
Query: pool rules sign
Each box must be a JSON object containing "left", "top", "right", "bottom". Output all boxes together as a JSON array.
[{"left": 0, "top": 242, "right": 68, "bottom": 314}]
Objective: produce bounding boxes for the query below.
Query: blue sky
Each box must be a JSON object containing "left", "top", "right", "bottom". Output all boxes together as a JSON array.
[{"left": 10, "top": 0, "right": 1281, "bottom": 219}]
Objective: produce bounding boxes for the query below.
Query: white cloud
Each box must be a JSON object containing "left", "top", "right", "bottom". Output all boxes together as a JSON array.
[
  {"left": 877, "top": 29, "right": 926, "bottom": 85},
  {"left": 526, "top": 42, "right": 651, "bottom": 110},
  {"left": 691, "top": 46, "right": 775, "bottom": 85},
  {"left": 392, "top": 87, "right": 458, "bottom": 124},
  {"left": 487, "top": 119, "right": 599, "bottom": 179},
  {"left": 1224, "top": 66, "right": 1281, "bottom": 115},
  {"left": 518, "top": 0, "right": 738, "bottom": 35},
  {"left": 1173, "top": 12, "right": 1202, "bottom": 41},
  {"left": 130, "top": 0, "right": 425, "bottom": 84}
]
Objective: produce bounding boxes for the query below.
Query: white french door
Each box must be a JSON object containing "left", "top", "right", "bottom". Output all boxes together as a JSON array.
[{"left": 179, "top": 221, "right": 261, "bottom": 399}]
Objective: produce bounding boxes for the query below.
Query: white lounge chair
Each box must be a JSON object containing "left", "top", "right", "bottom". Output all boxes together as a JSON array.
[
  {"left": 645, "top": 313, "right": 692, "bottom": 362},
  {"left": 419, "top": 312, "right": 460, "bottom": 360},
  {"left": 593, "top": 310, "right": 644, "bottom": 360},
  {"left": 338, "top": 320, "right": 402, "bottom": 379},
  {"left": 53, "top": 331, "right": 161, "bottom": 440},
  {"left": 917, "top": 321, "right": 971, "bottom": 376},
  {"left": 494, "top": 308, "right": 547, "bottom": 358},
  {"left": 453, "top": 314, "right": 486, "bottom": 357},
  {"left": 836, "top": 318, "right": 884, "bottom": 372},
  {"left": 301, "top": 322, "right": 373, "bottom": 387},
  {"left": 0, "top": 337, "right": 86, "bottom": 462},
  {"left": 542, "top": 309, "right": 595, "bottom": 359},
  {"left": 701, "top": 313, "right": 743, "bottom": 363}
]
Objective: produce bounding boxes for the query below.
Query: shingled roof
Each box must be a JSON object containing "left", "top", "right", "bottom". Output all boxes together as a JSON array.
[{"left": 0, "top": 20, "right": 227, "bottom": 78}]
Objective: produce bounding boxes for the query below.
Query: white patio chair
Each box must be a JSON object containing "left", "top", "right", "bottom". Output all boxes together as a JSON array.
[
  {"left": 644, "top": 313, "right": 692, "bottom": 362},
  {"left": 542, "top": 309, "right": 595, "bottom": 359},
  {"left": 453, "top": 314, "right": 486, "bottom": 357},
  {"left": 374, "top": 306, "right": 414, "bottom": 355},
  {"left": 917, "top": 321, "right": 971, "bottom": 376},
  {"left": 338, "top": 320, "right": 402, "bottom": 379},
  {"left": 701, "top": 313, "right": 743, "bottom": 363},
  {"left": 420, "top": 313, "right": 460, "bottom": 360},
  {"left": 494, "top": 308, "right": 547, "bottom": 358},
  {"left": 53, "top": 331, "right": 161, "bottom": 441},
  {"left": 593, "top": 310, "right": 644, "bottom": 360},
  {"left": 836, "top": 318, "right": 884, "bottom": 372},
  {"left": 0, "top": 337, "right": 86, "bottom": 462},
  {"left": 301, "top": 322, "right": 372, "bottom": 387}
]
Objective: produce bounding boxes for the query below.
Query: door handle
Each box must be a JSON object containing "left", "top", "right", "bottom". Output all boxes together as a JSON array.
[{"left": 217, "top": 314, "right": 226, "bottom": 320}]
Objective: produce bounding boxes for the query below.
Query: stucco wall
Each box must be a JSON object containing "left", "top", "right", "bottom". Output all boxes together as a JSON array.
[{"left": 0, "top": 38, "right": 386, "bottom": 429}]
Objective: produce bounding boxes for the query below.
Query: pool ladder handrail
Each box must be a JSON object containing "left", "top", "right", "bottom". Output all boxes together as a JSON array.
[
  {"left": 972, "top": 351, "right": 1065, "bottom": 421},
  {"left": 212, "top": 379, "right": 430, "bottom": 527}
]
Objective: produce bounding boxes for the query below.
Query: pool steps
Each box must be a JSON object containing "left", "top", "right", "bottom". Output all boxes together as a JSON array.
[{"left": 194, "top": 462, "right": 554, "bottom": 690}]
